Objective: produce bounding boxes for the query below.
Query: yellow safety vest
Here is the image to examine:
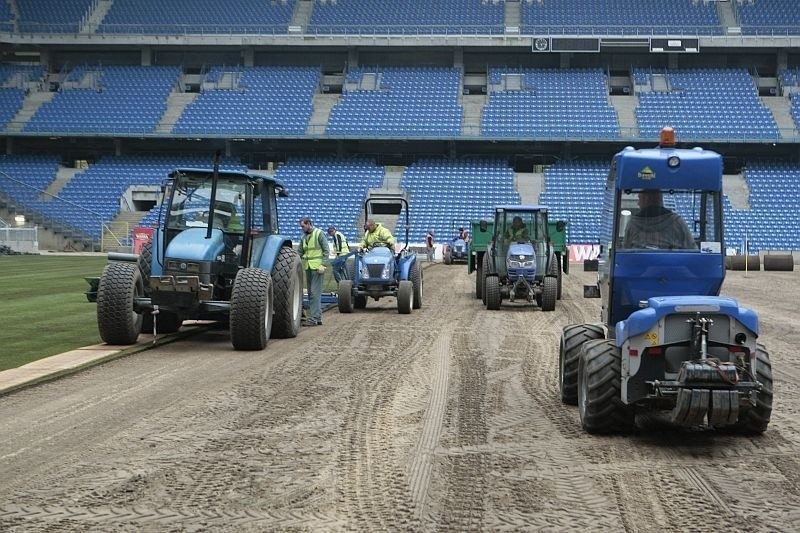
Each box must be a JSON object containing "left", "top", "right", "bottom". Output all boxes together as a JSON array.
[
  {"left": 302, "top": 227, "right": 325, "bottom": 270},
  {"left": 333, "top": 230, "right": 350, "bottom": 256}
]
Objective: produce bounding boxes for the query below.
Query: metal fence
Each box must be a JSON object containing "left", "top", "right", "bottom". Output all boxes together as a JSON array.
[{"left": 0, "top": 225, "right": 39, "bottom": 253}]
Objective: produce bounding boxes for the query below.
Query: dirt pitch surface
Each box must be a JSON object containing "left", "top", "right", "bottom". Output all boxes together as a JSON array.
[{"left": 1, "top": 264, "right": 799, "bottom": 531}]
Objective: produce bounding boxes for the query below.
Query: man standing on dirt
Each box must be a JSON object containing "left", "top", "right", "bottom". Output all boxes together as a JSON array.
[
  {"left": 327, "top": 225, "right": 350, "bottom": 284},
  {"left": 425, "top": 229, "right": 435, "bottom": 262},
  {"left": 299, "top": 217, "right": 330, "bottom": 327}
]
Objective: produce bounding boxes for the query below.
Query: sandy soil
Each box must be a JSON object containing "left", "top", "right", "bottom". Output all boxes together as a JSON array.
[{"left": 0, "top": 263, "right": 798, "bottom": 531}]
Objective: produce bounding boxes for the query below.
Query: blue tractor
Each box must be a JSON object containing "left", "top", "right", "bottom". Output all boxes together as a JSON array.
[
  {"left": 480, "top": 205, "right": 559, "bottom": 311},
  {"left": 95, "top": 158, "right": 303, "bottom": 351},
  {"left": 336, "top": 197, "right": 422, "bottom": 314},
  {"left": 559, "top": 128, "right": 772, "bottom": 433},
  {"left": 443, "top": 227, "right": 470, "bottom": 265}
]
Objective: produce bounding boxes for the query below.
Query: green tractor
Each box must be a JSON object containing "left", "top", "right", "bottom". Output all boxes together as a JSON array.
[
  {"left": 472, "top": 205, "right": 567, "bottom": 311},
  {"left": 470, "top": 209, "right": 568, "bottom": 302}
]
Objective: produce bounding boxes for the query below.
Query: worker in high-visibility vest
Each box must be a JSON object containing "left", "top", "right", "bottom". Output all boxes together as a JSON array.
[
  {"left": 327, "top": 225, "right": 350, "bottom": 284},
  {"left": 298, "top": 217, "right": 330, "bottom": 326},
  {"left": 359, "top": 219, "right": 395, "bottom": 251}
]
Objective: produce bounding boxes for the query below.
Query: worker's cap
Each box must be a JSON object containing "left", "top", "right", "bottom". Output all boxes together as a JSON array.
[{"left": 327, "top": 225, "right": 336, "bottom": 231}]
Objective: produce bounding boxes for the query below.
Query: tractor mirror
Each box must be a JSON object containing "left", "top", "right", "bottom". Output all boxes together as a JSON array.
[
  {"left": 479, "top": 220, "right": 488, "bottom": 232},
  {"left": 278, "top": 188, "right": 289, "bottom": 198}
]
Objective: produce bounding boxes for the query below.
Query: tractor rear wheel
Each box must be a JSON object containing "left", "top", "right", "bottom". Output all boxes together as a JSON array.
[
  {"left": 481, "top": 252, "right": 491, "bottom": 305},
  {"left": 338, "top": 280, "right": 354, "bottom": 313},
  {"left": 560, "top": 324, "right": 604, "bottom": 405},
  {"left": 397, "top": 280, "right": 413, "bottom": 314},
  {"left": 230, "top": 268, "right": 273, "bottom": 351},
  {"left": 578, "top": 339, "right": 634, "bottom": 433},
  {"left": 541, "top": 276, "right": 557, "bottom": 311},
  {"left": 485, "top": 275, "right": 501, "bottom": 310},
  {"left": 733, "top": 344, "right": 773, "bottom": 434},
  {"left": 270, "top": 246, "right": 303, "bottom": 338},
  {"left": 475, "top": 259, "right": 483, "bottom": 299},
  {"left": 410, "top": 261, "right": 422, "bottom": 309},
  {"left": 444, "top": 249, "right": 452, "bottom": 265},
  {"left": 138, "top": 242, "right": 152, "bottom": 294},
  {"left": 97, "top": 262, "right": 144, "bottom": 345}
]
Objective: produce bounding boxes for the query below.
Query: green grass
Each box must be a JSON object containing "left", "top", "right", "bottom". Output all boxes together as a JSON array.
[
  {"left": 0, "top": 255, "right": 107, "bottom": 371},
  {"left": 0, "top": 254, "right": 341, "bottom": 371}
]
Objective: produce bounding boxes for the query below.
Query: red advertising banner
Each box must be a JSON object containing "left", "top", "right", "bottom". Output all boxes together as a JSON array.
[{"left": 132, "top": 227, "right": 154, "bottom": 254}]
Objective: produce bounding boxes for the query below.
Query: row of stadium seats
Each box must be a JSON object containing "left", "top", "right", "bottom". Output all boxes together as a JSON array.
[
  {"left": 1, "top": 155, "right": 799, "bottom": 251},
  {"left": 1, "top": 64, "right": 796, "bottom": 140},
  {"left": 8, "top": 0, "right": 797, "bottom": 35}
]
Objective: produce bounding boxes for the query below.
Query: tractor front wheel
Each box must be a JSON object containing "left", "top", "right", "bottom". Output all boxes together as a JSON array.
[
  {"left": 485, "top": 275, "right": 501, "bottom": 310},
  {"left": 338, "top": 280, "right": 354, "bottom": 313},
  {"left": 410, "top": 261, "right": 423, "bottom": 309},
  {"left": 560, "top": 324, "right": 605, "bottom": 405},
  {"left": 578, "top": 339, "right": 634, "bottom": 433},
  {"left": 230, "top": 268, "right": 273, "bottom": 351},
  {"left": 271, "top": 246, "right": 303, "bottom": 338},
  {"left": 397, "top": 280, "right": 413, "bottom": 314},
  {"left": 541, "top": 276, "right": 557, "bottom": 311},
  {"left": 97, "top": 262, "right": 144, "bottom": 345}
]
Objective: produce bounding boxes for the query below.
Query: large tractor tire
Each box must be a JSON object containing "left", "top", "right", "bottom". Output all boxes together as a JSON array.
[
  {"left": 549, "top": 254, "right": 563, "bottom": 300},
  {"left": 443, "top": 249, "right": 452, "bottom": 265},
  {"left": 733, "top": 344, "right": 773, "bottom": 434},
  {"left": 138, "top": 242, "right": 152, "bottom": 292},
  {"left": 338, "top": 280, "right": 354, "bottom": 313},
  {"left": 475, "top": 258, "right": 483, "bottom": 300},
  {"left": 578, "top": 339, "right": 634, "bottom": 434},
  {"left": 763, "top": 254, "right": 794, "bottom": 271},
  {"left": 481, "top": 252, "right": 491, "bottom": 305},
  {"left": 270, "top": 246, "right": 303, "bottom": 339},
  {"left": 541, "top": 276, "right": 557, "bottom": 311},
  {"left": 485, "top": 275, "right": 501, "bottom": 310},
  {"left": 559, "top": 324, "right": 605, "bottom": 405},
  {"left": 397, "top": 280, "right": 413, "bottom": 314},
  {"left": 410, "top": 261, "right": 423, "bottom": 309},
  {"left": 229, "top": 268, "right": 273, "bottom": 351},
  {"left": 97, "top": 262, "right": 145, "bottom": 345}
]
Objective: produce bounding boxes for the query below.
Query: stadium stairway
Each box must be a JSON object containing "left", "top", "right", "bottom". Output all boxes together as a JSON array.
[
  {"left": 5, "top": 91, "right": 54, "bottom": 133},
  {"left": 609, "top": 94, "right": 639, "bottom": 137},
  {"left": 515, "top": 171, "right": 544, "bottom": 205},
  {"left": 761, "top": 95, "right": 800, "bottom": 137},
  {"left": 156, "top": 92, "right": 198, "bottom": 134},
  {"left": 307, "top": 93, "right": 340, "bottom": 135}
]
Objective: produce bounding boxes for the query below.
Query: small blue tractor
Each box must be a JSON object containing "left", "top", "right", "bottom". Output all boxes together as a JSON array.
[
  {"left": 559, "top": 128, "right": 772, "bottom": 433},
  {"left": 480, "top": 205, "right": 559, "bottom": 311},
  {"left": 443, "top": 226, "right": 470, "bottom": 265},
  {"left": 335, "top": 197, "right": 422, "bottom": 314},
  {"left": 95, "top": 155, "right": 303, "bottom": 350}
]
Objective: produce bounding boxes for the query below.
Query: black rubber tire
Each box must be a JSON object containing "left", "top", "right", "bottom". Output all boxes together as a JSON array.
[
  {"left": 444, "top": 250, "right": 452, "bottom": 265},
  {"left": 485, "top": 275, "right": 501, "bottom": 310},
  {"left": 763, "top": 254, "right": 794, "bottom": 271},
  {"left": 559, "top": 324, "right": 605, "bottom": 405},
  {"left": 270, "top": 246, "right": 303, "bottom": 339},
  {"left": 541, "top": 276, "right": 557, "bottom": 311},
  {"left": 338, "top": 280, "right": 354, "bottom": 313},
  {"left": 397, "top": 280, "right": 413, "bottom": 314},
  {"left": 733, "top": 344, "right": 773, "bottom": 434},
  {"left": 578, "top": 339, "right": 634, "bottom": 434},
  {"left": 138, "top": 241, "right": 152, "bottom": 295},
  {"left": 354, "top": 294, "right": 367, "bottom": 309},
  {"left": 475, "top": 260, "right": 483, "bottom": 300},
  {"left": 229, "top": 268, "right": 273, "bottom": 351},
  {"left": 554, "top": 254, "right": 563, "bottom": 300},
  {"left": 97, "top": 262, "right": 144, "bottom": 345},
  {"left": 410, "top": 260, "right": 422, "bottom": 309},
  {"left": 481, "top": 252, "right": 491, "bottom": 305}
]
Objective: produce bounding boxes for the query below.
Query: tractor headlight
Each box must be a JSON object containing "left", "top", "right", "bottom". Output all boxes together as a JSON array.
[
  {"left": 381, "top": 263, "right": 391, "bottom": 279},
  {"left": 508, "top": 256, "right": 535, "bottom": 268},
  {"left": 361, "top": 264, "right": 370, "bottom": 278}
]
